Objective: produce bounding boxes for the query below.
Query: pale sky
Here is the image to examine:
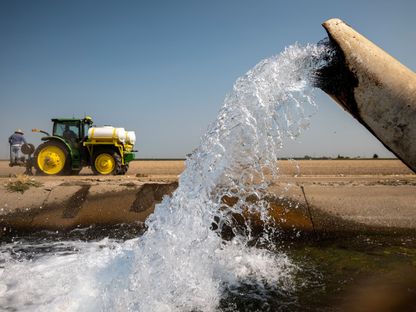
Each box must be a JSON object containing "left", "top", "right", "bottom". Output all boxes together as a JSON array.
[{"left": 1, "top": 0, "right": 415, "bottom": 159}]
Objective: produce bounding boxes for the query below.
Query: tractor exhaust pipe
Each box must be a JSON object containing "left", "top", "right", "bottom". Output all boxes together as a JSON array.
[{"left": 317, "top": 18, "right": 416, "bottom": 173}]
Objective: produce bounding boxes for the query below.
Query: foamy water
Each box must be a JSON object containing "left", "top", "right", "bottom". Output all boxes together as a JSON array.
[{"left": 0, "top": 42, "right": 333, "bottom": 311}]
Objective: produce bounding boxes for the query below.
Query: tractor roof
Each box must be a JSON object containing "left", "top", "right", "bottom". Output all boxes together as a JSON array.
[
  {"left": 51, "top": 117, "right": 93, "bottom": 123},
  {"left": 51, "top": 118, "right": 80, "bottom": 121}
]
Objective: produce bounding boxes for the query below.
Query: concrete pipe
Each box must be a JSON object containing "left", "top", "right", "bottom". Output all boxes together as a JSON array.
[{"left": 318, "top": 18, "right": 416, "bottom": 173}]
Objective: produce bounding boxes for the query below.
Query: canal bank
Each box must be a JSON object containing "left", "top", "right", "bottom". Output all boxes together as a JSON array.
[{"left": 1, "top": 172, "right": 415, "bottom": 236}]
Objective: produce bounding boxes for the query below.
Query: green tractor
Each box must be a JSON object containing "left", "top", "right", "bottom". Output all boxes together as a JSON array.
[{"left": 32, "top": 116, "right": 136, "bottom": 175}]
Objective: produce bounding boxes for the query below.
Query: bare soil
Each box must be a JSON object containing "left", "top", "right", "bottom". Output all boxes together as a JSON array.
[
  {"left": 0, "top": 159, "right": 413, "bottom": 179},
  {"left": 278, "top": 159, "right": 414, "bottom": 176}
]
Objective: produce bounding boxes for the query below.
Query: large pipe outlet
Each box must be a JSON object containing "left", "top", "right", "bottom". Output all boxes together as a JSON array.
[{"left": 318, "top": 18, "right": 416, "bottom": 173}]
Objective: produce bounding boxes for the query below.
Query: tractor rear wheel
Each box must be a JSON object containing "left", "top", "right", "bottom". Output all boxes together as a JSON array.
[
  {"left": 92, "top": 150, "right": 121, "bottom": 175},
  {"left": 34, "top": 141, "right": 71, "bottom": 175}
]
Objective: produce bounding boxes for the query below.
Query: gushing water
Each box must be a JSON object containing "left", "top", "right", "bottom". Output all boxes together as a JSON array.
[{"left": 0, "top": 42, "right": 333, "bottom": 311}]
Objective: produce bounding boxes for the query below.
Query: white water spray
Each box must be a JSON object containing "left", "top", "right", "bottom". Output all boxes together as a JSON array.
[{"left": 0, "top": 42, "right": 333, "bottom": 312}]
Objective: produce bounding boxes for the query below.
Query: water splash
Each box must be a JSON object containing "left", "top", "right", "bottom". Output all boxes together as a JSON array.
[{"left": 0, "top": 42, "right": 334, "bottom": 311}]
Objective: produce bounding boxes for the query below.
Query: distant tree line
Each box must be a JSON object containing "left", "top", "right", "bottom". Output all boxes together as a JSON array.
[{"left": 278, "top": 153, "right": 389, "bottom": 160}]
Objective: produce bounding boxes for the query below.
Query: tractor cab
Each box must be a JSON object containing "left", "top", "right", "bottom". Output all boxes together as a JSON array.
[{"left": 52, "top": 117, "right": 93, "bottom": 144}]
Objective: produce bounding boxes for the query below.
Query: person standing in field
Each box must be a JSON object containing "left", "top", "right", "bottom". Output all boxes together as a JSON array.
[{"left": 8, "top": 129, "right": 27, "bottom": 164}]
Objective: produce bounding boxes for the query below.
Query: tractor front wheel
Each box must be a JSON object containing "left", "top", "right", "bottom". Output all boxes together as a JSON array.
[
  {"left": 92, "top": 150, "right": 121, "bottom": 175},
  {"left": 34, "top": 141, "right": 71, "bottom": 175}
]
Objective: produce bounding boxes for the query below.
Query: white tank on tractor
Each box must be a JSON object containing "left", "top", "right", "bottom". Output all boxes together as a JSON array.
[{"left": 87, "top": 126, "right": 136, "bottom": 145}]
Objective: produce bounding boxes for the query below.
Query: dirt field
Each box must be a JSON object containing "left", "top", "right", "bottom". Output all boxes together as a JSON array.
[
  {"left": 279, "top": 159, "right": 414, "bottom": 176},
  {"left": 0, "top": 159, "right": 413, "bottom": 180}
]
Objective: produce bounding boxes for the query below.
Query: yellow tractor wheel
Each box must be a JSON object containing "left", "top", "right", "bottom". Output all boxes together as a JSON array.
[
  {"left": 92, "top": 150, "right": 121, "bottom": 175},
  {"left": 34, "top": 141, "right": 70, "bottom": 175}
]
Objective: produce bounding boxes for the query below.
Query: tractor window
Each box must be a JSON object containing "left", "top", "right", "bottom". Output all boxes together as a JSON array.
[{"left": 54, "top": 123, "right": 80, "bottom": 142}]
